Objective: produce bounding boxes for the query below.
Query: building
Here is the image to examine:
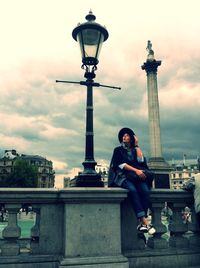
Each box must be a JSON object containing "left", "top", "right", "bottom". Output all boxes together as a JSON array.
[
  {"left": 169, "top": 159, "right": 200, "bottom": 189},
  {"left": 95, "top": 160, "right": 109, "bottom": 187},
  {"left": 0, "top": 149, "right": 55, "bottom": 188},
  {"left": 63, "top": 177, "right": 71, "bottom": 188}
]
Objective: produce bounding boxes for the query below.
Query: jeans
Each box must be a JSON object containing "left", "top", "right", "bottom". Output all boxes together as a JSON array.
[
  {"left": 125, "top": 169, "right": 154, "bottom": 188},
  {"left": 122, "top": 179, "right": 151, "bottom": 219}
]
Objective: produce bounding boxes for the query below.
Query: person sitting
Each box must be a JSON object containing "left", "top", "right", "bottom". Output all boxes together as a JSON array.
[{"left": 108, "top": 127, "right": 156, "bottom": 235}]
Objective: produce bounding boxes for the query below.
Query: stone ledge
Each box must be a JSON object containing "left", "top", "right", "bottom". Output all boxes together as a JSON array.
[
  {"left": 125, "top": 248, "right": 200, "bottom": 268},
  {"left": 125, "top": 247, "right": 200, "bottom": 257},
  {"left": 0, "top": 254, "right": 59, "bottom": 264},
  {"left": 60, "top": 188, "right": 128, "bottom": 203},
  {"left": 60, "top": 255, "right": 129, "bottom": 268}
]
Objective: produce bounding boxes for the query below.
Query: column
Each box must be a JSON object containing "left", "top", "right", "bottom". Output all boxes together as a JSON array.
[
  {"left": 142, "top": 58, "right": 162, "bottom": 159},
  {"left": 142, "top": 41, "right": 171, "bottom": 188}
]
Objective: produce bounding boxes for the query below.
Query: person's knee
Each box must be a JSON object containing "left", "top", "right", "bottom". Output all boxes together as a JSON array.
[
  {"left": 140, "top": 184, "right": 150, "bottom": 195},
  {"left": 122, "top": 180, "right": 137, "bottom": 192},
  {"left": 127, "top": 183, "right": 137, "bottom": 193}
]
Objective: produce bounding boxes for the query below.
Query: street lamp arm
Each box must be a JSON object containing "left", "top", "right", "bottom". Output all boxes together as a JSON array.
[
  {"left": 98, "top": 83, "right": 121, "bottom": 90},
  {"left": 56, "top": 80, "right": 121, "bottom": 90},
  {"left": 55, "top": 80, "right": 81, "bottom": 85}
]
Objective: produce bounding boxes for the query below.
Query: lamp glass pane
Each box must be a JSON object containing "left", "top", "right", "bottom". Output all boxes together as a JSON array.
[{"left": 77, "top": 29, "right": 104, "bottom": 60}]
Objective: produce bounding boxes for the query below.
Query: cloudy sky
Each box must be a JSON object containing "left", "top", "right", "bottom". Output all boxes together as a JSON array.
[{"left": 0, "top": 0, "right": 199, "bottom": 187}]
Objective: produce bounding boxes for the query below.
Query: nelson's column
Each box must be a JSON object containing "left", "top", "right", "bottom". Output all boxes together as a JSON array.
[{"left": 142, "top": 41, "right": 171, "bottom": 188}]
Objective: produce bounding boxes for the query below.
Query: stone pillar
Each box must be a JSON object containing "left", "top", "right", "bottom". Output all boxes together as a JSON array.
[
  {"left": 1, "top": 204, "right": 21, "bottom": 255},
  {"left": 147, "top": 201, "right": 168, "bottom": 249},
  {"left": 30, "top": 206, "right": 40, "bottom": 254},
  {"left": 59, "top": 188, "right": 129, "bottom": 268},
  {"left": 168, "top": 202, "right": 189, "bottom": 248},
  {"left": 141, "top": 41, "right": 171, "bottom": 188}
]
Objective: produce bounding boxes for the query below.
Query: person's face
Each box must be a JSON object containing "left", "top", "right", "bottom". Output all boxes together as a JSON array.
[{"left": 122, "top": 133, "right": 131, "bottom": 144}]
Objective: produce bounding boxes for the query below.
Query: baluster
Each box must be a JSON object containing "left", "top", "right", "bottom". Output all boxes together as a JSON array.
[
  {"left": 30, "top": 206, "right": 40, "bottom": 254},
  {"left": 1, "top": 204, "right": 21, "bottom": 255},
  {"left": 168, "top": 202, "right": 189, "bottom": 248},
  {"left": 188, "top": 205, "right": 200, "bottom": 247},
  {"left": 147, "top": 202, "right": 168, "bottom": 249}
]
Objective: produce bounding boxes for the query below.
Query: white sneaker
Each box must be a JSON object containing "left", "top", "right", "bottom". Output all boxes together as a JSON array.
[
  {"left": 147, "top": 224, "right": 156, "bottom": 235},
  {"left": 137, "top": 224, "right": 148, "bottom": 233},
  {"left": 137, "top": 224, "right": 156, "bottom": 235}
]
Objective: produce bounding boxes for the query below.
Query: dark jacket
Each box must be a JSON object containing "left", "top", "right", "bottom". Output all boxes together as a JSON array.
[{"left": 108, "top": 145, "right": 153, "bottom": 188}]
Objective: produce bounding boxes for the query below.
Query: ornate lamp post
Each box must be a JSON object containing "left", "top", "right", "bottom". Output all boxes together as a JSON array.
[
  {"left": 56, "top": 11, "right": 120, "bottom": 187},
  {"left": 72, "top": 11, "right": 109, "bottom": 187}
]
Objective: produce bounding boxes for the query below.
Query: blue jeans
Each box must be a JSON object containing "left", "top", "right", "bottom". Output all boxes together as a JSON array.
[{"left": 122, "top": 179, "right": 150, "bottom": 218}]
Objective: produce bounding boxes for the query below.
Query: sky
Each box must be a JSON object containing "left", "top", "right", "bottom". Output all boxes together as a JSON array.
[{"left": 0, "top": 0, "right": 199, "bottom": 187}]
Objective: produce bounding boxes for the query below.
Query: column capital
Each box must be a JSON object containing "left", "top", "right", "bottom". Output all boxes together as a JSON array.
[{"left": 141, "top": 59, "right": 161, "bottom": 74}]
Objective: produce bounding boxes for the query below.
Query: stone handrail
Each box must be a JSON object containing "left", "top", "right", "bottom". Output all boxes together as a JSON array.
[{"left": 0, "top": 188, "right": 199, "bottom": 268}]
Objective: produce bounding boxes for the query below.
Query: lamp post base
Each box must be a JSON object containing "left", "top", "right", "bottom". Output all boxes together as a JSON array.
[{"left": 70, "top": 172, "right": 104, "bottom": 187}]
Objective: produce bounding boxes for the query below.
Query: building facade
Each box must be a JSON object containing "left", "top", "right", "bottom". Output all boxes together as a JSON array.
[
  {"left": 63, "top": 177, "right": 71, "bottom": 188},
  {"left": 95, "top": 160, "right": 109, "bottom": 187},
  {"left": 169, "top": 159, "right": 200, "bottom": 189},
  {"left": 0, "top": 149, "right": 55, "bottom": 188}
]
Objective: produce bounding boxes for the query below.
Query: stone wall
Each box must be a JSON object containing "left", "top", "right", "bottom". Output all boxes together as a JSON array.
[{"left": 0, "top": 188, "right": 199, "bottom": 267}]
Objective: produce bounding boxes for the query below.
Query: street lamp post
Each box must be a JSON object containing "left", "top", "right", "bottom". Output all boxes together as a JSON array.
[
  {"left": 56, "top": 11, "right": 120, "bottom": 187},
  {"left": 71, "top": 11, "right": 108, "bottom": 187}
]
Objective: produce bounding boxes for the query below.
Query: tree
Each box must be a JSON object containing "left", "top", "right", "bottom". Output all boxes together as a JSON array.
[{"left": 0, "top": 159, "right": 38, "bottom": 187}]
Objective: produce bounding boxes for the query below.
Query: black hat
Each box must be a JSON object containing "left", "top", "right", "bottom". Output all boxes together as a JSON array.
[{"left": 118, "top": 127, "right": 135, "bottom": 143}]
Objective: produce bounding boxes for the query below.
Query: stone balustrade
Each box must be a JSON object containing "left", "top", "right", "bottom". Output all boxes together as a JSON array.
[{"left": 0, "top": 188, "right": 199, "bottom": 268}]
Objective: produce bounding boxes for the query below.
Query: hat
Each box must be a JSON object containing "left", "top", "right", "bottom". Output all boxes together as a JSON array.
[{"left": 118, "top": 127, "right": 135, "bottom": 143}]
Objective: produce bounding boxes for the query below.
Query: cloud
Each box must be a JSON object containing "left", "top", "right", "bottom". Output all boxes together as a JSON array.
[{"left": 0, "top": 0, "right": 200, "bottom": 187}]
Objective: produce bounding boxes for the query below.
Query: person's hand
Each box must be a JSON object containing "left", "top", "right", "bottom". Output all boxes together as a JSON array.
[
  {"left": 134, "top": 135, "right": 139, "bottom": 146},
  {"left": 135, "top": 169, "right": 146, "bottom": 180}
]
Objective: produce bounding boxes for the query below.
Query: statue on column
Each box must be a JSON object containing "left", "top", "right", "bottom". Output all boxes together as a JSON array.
[{"left": 146, "top": 40, "right": 155, "bottom": 60}]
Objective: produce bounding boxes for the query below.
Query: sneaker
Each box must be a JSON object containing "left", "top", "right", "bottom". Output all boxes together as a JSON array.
[
  {"left": 137, "top": 224, "right": 156, "bottom": 235},
  {"left": 137, "top": 224, "right": 148, "bottom": 233},
  {"left": 147, "top": 224, "right": 156, "bottom": 235}
]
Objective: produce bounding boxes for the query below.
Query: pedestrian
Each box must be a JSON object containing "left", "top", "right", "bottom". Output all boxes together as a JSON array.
[{"left": 108, "top": 127, "right": 156, "bottom": 235}]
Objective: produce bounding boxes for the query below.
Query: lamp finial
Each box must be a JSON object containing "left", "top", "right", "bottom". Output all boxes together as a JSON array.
[{"left": 86, "top": 10, "right": 96, "bottom": 21}]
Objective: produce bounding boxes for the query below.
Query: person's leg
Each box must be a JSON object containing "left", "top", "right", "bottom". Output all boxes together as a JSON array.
[
  {"left": 125, "top": 170, "right": 154, "bottom": 188},
  {"left": 125, "top": 171, "right": 140, "bottom": 183},
  {"left": 136, "top": 182, "right": 151, "bottom": 217},
  {"left": 135, "top": 182, "right": 156, "bottom": 235},
  {"left": 121, "top": 179, "right": 145, "bottom": 219},
  {"left": 121, "top": 179, "right": 156, "bottom": 235}
]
